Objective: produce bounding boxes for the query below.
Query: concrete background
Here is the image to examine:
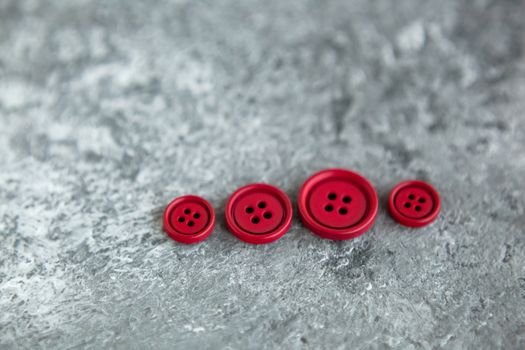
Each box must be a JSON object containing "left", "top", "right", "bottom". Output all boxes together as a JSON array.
[{"left": 1, "top": 0, "right": 524, "bottom": 349}]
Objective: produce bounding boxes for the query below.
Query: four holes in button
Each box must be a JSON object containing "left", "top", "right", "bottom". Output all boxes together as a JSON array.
[
  {"left": 325, "top": 193, "right": 351, "bottom": 215},
  {"left": 247, "top": 202, "right": 272, "bottom": 225},
  {"left": 179, "top": 208, "right": 202, "bottom": 228},
  {"left": 404, "top": 193, "right": 427, "bottom": 213}
]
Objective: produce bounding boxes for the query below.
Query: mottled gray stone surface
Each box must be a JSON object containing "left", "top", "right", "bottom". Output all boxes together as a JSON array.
[{"left": 1, "top": 0, "right": 524, "bottom": 349}]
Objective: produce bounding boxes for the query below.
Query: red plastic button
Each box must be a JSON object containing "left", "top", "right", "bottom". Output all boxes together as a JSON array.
[
  {"left": 388, "top": 180, "right": 441, "bottom": 227},
  {"left": 298, "top": 169, "right": 378, "bottom": 240},
  {"left": 163, "top": 195, "right": 215, "bottom": 244},
  {"left": 225, "top": 183, "right": 293, "bottom": 244}
]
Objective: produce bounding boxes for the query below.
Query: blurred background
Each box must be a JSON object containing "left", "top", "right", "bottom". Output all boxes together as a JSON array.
[{"left": 0, "top": 0, "right": 524, "bottom": 349}]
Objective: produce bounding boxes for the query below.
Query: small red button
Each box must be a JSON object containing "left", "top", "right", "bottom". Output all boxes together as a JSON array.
[
  {"left": 298, "top": 169, "right": 378, "bottom": 240},
  {"left": 163, "top": 195, "right": 215, "bottom": 244},
  {"left": 225, "top": 183, "right": 293, "bottom": 244},
  {"left": 388, "top": 180, "right": 441, "bottom": 227}
]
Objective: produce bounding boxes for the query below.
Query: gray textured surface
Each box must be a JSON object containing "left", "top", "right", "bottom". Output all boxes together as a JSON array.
[{"left": 1, "top": 0, "right": 525, "bottom": 349}]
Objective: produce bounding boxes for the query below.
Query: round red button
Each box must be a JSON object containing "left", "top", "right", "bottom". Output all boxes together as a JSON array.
[
  {"left": 225, "top": 183, "right": 293, "bottom": 244},
  {"left": 163, "top": 195, "right": 215, "bottom": 244},
  {"left": 388, "top": 180, "right": 441, "bottom": 227},
  {"left": 298, "top": 169, "right": 378, "bottom": 240}
]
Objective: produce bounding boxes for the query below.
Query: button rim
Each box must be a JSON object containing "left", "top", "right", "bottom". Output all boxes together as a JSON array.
[
  {"left": 388, "top": 180, "right": 441, "bottom": 227},
  {"left": 225, "top": 183, "right": 293, "bottom": 244},
  {"left": 298, "top": 168, "right": 378, "bottom": 240},
  {"left": 163, "top": 195, "right": 215, "bottom": 244}
]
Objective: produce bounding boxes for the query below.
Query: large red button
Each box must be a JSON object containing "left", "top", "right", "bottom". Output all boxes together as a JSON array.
[
  {"left": 298, "top": 169, "right": 378, "bottom": 240},
  {"left": 388, "top": 180, "right": 441, "bottom": 227},
  {"left": 225, "top": 183, "right": 293, "bottom": 244},
  {"left": 163, "top": 195, "right": 215, "bottom": 244}
]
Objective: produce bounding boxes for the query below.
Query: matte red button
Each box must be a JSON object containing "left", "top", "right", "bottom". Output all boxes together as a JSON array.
[
  {"left": 163, "top": 195, "right": 215, "bottom": 244},
  {"left": 298, "top": 169, "right": 378, "bottom": 240},
  {"left": 225, "top": 183, "right": 293, "bottom": 244},
  {"left": 388, "top": 180, "right": 441, "bottom": 227}
]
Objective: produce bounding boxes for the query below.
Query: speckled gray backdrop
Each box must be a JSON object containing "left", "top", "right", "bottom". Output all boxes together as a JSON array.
[{"left": 0, "top": 0, "right": 524, "bottom": 349}]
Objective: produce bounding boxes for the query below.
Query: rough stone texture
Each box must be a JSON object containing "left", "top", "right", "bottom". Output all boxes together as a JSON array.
[{"left": 1, "top": 0, "right": 524, "bottom": 349}]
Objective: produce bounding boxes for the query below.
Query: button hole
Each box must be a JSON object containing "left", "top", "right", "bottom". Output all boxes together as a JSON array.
[
  {"left": 258, "top": 202, "right": 266, "bottom": 209},
  {"left": 418, "top": 198, "right": 426, "bottom": 203},
  {"left": 325, "top": 204, "right": 334, "bottom": 212},
  {"left": 246, "top": 207, "right": 254, "bottom": 214},
  {"left": 415, "top": 206, "right": 422, "bottom": 212},
  {"left": 342, "top": 196, "right": 351, "bottom": 203},
  {"left": 339, "top": 207, "right": 348, "bottom": 215},
  {"left": 184, "top": 208, "right": 191, "bottom": 214},
  {"left": 178, "top": 217, "right": 185, "bottom": 222},
  {"left": 193, "top": 213, "right": 200, "bottom": 219},
  {"left": 327, "top": 193, "right": 337, "bottom": 200},
  {"left": 188, "top": 221, "right": 195, "bottom": 227},
  {"left": 251, "top": 216, "right": 260, "bottom": 224},
  {"left": 408, "top": 194, "right": 415, "bottom": 200},
  {"left": 404, "top": 202, "right": 411, "bottom": 208},
  {"left": 263, "top": 212, "right": 272, "bottom": 219}
]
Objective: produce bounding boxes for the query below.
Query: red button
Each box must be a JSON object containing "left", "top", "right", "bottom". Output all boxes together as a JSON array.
[
  {"left": 298, "top": 169, "right": 378, "bottom": 240},
  {"left": 225, "top": 183, "right": 293, "bottom": 244},
  {"left": 163, "top": 195, "right": 215, "bottom": 244},
  {"left": 388, "top": 180, "right": 441, "bottom": 227}
]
